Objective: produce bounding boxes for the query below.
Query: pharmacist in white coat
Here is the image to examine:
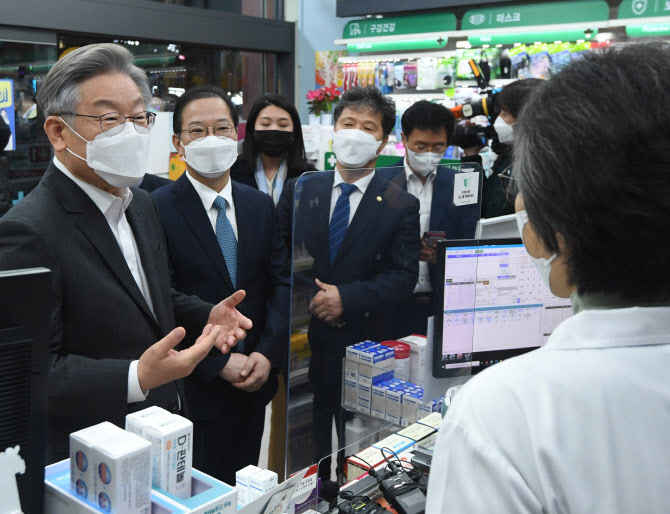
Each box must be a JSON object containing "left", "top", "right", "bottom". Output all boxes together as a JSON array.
[{"left": 426, "top": 42, "right": 670, "bottom": 514}]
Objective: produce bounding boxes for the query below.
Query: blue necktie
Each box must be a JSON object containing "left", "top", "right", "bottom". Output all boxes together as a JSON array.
[
  {"left": 329, "top": 183, "right": 357, "bottom": 264},
  {"left": 213, "top": 196, "right": 244, "bottom": 353}
]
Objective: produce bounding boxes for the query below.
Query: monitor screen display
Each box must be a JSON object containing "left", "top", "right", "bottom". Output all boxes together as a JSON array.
[{"left": 433, "top": 239, "right": 572, "bottom": 377}]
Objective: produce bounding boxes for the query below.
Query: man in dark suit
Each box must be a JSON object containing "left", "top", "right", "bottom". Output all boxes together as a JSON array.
[
  {"left": 138, "top": 173, "right": 171, "bottom": 193},
  {"left": 0, "top": 44, "right": 251, "bottom": 462},
  {"left": 277, "top": 86, "right": 420, "bottom": 480},
  {"left": 377, "top": 101, "right": 480, "bottom": 337},
  {"left": 152, "top": 86, "right": 290, "bottom": 484}
]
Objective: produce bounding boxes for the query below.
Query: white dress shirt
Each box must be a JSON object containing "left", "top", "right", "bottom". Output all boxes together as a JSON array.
[
  {"left": 426, "top": 303, "right": 670, "bottom": 514},
  {"left": 404, "top": 158, "right": 436, "bottom": 293},
  {"left": 185, "top": 171, "right": 238, "bottom": 240},
  {"left": 255, "top": 155, "right": 287, "bottom": 205},
  {"left": 53, "top": 157, "right": 151, "bottom": 404},
  {"left": 329, "top": 169, "right": 375, "bottom": 224}
]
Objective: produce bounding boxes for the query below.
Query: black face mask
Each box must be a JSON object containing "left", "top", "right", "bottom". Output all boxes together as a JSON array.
[{"left": 255, "top": 130, "right": 294, "bottom": 157}]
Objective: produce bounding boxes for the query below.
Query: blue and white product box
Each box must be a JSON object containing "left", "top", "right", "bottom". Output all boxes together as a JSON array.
[
  {"left": 235, "top": 465, "right": 262, "bottom": 507},
  {"left": 70, "top": 422, "right": 119, "bottom": 503},
  {"left": 248, "top": 469, "right": 278, "bottom": 503},
  {"left": 385, "top": 386, "right": 405, "bottom": 425},
  {"left": 358, "top": 381, "right": 372, "bottom": 401},
  {"left": 93, "top": 429, "right": 152, "bottom": 514},
  {"left": 345, "top": 341, "right": 379, "bottom": 362},
  {"left": 401, "top": 390, "right": 424, "bottom": 427},
  {"left": 136, "top": 413, "right": 193, "bottom": 499},
  {"left": 356, "top": 395, "right": 371, "bottom": 415},
  {"left": 358, "top": 345, "right": 394, "bottom": 368},
  {"left": 371, "top": 434, "right": 415, "bottom": 456},
  {"left": 344, "top": 358, "right": 359, "bottom": 381},
  {"left": 344, "top": 378, "right": 359, "bottom": 409},
  {"left": 371, "top": 382, "right": 390, "bottom": 420}
]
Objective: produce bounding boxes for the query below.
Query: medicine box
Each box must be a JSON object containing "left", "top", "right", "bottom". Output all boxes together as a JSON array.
[
  {"left": 93, "top": 429, "right": 152, "bottom": 514},
  {"left": 398, "top": 335, "right": 427, "bottom": 385},
  {"left": 345, "top": 446, "right": 386, "bottom": 482},
  {"left": 385, "top": 387, "right": 405, "bottom": 425},
  {"left": 126, "top": 408, "right": 193, "bottom": 500},
  {"left": 358, "top": 345, "right": 394, "bottom": 369},
  {"left": 248, "top": 469, "right": 278, "bottom": 503},
  {"left": 70, "top": 422, "right": 118, "bottom": 504},
  {"left": 357, "top": 382, "right": 372, "bottom": 401},
  {"left": 417, "top": 412, "right": 443, "bottom": 430},
  {"left": 235, "top": 464, "right": 262, "bottom": 507},
  {"left": 345, "top": 341, "right": 379, "bottom": 362},
  {"left": 344, "top": 359, "right": 358, "bottom": 381},
  {"left": 398, "top": 422, "right": 436, "bottom": 443},
  {"left": 343, "top": 378, "right": 358, "bottom": 410},
  {"left": 371, "top": 383, "right": 389, "bottom": 420},
  {"left": 371, "top": 434, "right": 414, "bottom": 456},
  {"left": 401, "top": 391, "right": 424, "bottom": 426},
  {"left": 356, "top": 396, "right": 371, "bottom": 415}
]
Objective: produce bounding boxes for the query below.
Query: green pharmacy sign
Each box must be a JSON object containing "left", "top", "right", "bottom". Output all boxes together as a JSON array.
[
  {"left": 347, "top": 38, "right": 448, "bottom": 53},
  {"left": 462, "top": 1, "right": 609, "bottom": 30},
  {"left": 469, "top": 29, "right": 597, "bottom": 46},
  {"left": 619, "top": 0, "right": 670, "bottom": 18},
  {"left": 342, "top": 12, "right": 456, "bottom": 39},
  {"left": 626, "top": 23, "right": 670, "bottom": 35}
]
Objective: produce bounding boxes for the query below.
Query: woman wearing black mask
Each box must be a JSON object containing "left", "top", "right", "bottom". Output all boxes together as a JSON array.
[{"left": 231, "top": 94, "right": 316, "bottom": 204}]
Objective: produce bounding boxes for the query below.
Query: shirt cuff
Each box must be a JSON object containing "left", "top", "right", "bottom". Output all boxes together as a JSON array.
[{"left": 127, "top": 360, "right": 149, "bottom": 403}]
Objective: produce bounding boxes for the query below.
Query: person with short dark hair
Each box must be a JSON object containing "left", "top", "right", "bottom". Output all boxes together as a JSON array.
[
  {"left": 462, "top": 78, "right": 544, "bottom": 219},
  {"left": 231, "top": 94, "right": 315, "bottom": 202},
  {"left": 378, "top": 100, "right": 479, "bottom": 336},
  {"left": 0, "top": 44, "right": 251, "bottom": 461},
  {"left": 426, "top": 43, "right": 670, "bottom": 513},
  {"left": 277, "top": 86, "right": 419, "bottom": 480},
  {"left": 152, "top": 85, "right": 290, "bottom": 483}
]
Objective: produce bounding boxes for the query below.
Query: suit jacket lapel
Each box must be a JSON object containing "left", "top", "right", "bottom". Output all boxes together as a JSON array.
[
  {"left": 171, "top": 174, "right": 235, "bottom": 291},
  {"left": 44, "top": 166, "right": 158, "bottom": 324},
  {"left": 332, "top": 173, "right": 386, "bottom": 266},
  {"left": 298, "top": 172, "right": 332, "bottom": 265},
  {"left": 125, "top": 202, "right": 165, "bottom": 326}
]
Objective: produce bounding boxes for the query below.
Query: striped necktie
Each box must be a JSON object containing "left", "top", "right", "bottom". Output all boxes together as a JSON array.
[{"left": 328, "top": 183, "right": 358, "bottom": 264}]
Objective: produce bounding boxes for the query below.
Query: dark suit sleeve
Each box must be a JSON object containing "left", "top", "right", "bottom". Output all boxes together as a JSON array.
[
  {"left": 0, "top": 217, "right": 131, "bottom": 421},
  {"left": 253, "top": 201, "right": 290, "bottom": 368},
  {"left": 338, "top": 195, "right": 421, "bottom": 320}
]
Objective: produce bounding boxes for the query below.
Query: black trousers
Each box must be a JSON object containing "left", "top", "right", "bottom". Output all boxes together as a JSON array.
[{"left": 192, "top": 388, "right": 267, "bottom": 485}]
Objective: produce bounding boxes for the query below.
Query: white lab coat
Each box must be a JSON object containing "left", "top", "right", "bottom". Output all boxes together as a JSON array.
[{"left": 426, "top": 305, "right": 670, "bottom": 513}]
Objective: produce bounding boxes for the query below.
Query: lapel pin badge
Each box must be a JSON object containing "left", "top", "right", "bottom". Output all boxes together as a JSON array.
[
  {"left": 310, "top": 198, "right": 319, "bottom": 207},
  {"left": 376, "top": 196, "right": 382, "bottom": 202}
]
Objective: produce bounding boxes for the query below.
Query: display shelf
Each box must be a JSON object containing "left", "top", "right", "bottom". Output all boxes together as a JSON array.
[{"left": 338, "top": 49, "right": 457, "bottom": 64}]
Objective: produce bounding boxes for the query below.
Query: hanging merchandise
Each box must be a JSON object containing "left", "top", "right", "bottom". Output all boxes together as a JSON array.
[
  {"left": 374, "top": 62, "right": 380, "bottom": 90},
  {"left": 570, "top": 41, "right": 593, "bottom": 61},
  {"left": 548, "top": 43, "right": 572, "bottom": 74},
  {"left": 456, "top": 50, "right": 481, "bottom": 80},
  {"left": 403, "top": 62, "right": 417, "bottom": 88},
  {"left": 385, "top": 63, "right": 395, "bottom": 94},
  {"left": 417, "top": 58, "right": 438, "bottom": 90},
  {"left": 435, "top": 57, "right": 456, "bottom": 88},
  {"left": 528, "top": 44, "right": 552, "bottom": 79},
  {"left": 509, "top": 45, "right": 532, "bottom": 79},
  {"left": 394, "top": 63, "right": 406, "bottom": 89}
]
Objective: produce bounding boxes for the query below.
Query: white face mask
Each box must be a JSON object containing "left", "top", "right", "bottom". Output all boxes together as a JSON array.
[
  {"left": 181, "top": 136, "right": 238, "bottom": 178},
  {"left": 332, "top": 129, "right": 381, "bottom": 169},
  {"left": 407, "top": 149, "right": 442, "bottom": 177},
  {"left": 516, "top": 209, "right": 557, "bottom": 290},
  {"left": 60, "top": 118, "right": 150, "bottom": 188},
  {"left": 494, "top": 116, "right": 515, "bottom": 144}
]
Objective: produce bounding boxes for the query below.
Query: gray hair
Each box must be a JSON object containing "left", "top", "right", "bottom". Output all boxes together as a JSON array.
[{"left": 37, "top": 43, "right": 151, "bottom": 122}]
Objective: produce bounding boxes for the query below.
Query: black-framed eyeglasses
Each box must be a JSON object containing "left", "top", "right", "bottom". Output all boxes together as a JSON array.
[
  {"left": 180, "top": 124, "right": 235, "bottom": 141},
  {"left": 409, "top": 143, "right": 448, "bottom": 154},
  {"left": 61, "top": 111, "right": 156, "bottom": 136}
]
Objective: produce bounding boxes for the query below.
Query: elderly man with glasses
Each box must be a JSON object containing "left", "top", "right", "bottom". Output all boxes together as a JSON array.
[{"left": 0, "top": 43, "right": 252, "bottom": 461}]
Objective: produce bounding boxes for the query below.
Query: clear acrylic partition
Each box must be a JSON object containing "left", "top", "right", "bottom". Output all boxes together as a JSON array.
[{"left": 284, "top": 164, "right": 484, "bottom": 482}]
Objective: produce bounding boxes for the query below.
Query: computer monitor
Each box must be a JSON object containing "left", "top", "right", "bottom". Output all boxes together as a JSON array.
[
  {"left": 0, "top": 267, "right": 51, "bottom": 514},
  {"left": 474, "top": 214, "right": 520, "bottom": 239},
  {"left": 432, "top": 239, "right": 572, "bottom": 378}
]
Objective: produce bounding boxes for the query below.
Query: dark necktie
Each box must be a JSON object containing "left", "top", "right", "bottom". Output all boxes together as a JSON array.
[{"left": 328, "top": 182, "right": 358, "bottom": 264}]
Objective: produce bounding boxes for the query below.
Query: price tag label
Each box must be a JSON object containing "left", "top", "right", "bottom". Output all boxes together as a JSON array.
[{"left": 453, "top": 171, "right": 479, "bottom": 206}]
